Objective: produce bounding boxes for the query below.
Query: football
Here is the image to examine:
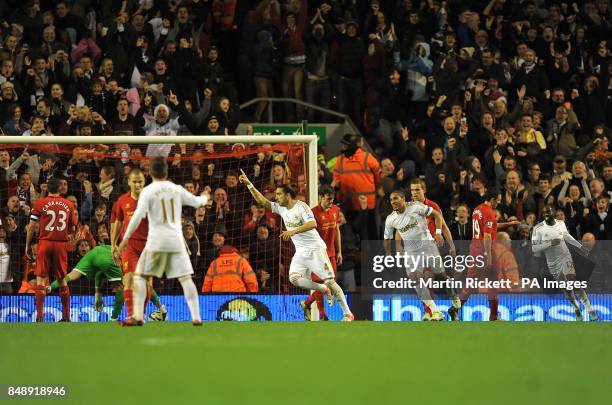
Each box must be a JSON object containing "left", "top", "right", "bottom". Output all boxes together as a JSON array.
[{"left": 148, "top": 310, "right": 167, "bottom": 321}]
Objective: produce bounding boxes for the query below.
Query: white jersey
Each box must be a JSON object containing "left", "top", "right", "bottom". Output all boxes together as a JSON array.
[
  {"left": 271, "top": 201, "right": 326, "bottom": 251},
  {"left": 124, "top": 180, "right": 209, "bottom": 252},
  {"left": 531, "top": 220, "right": 581, "bottom": 275},
  {"left": 384, "top": 202, "right": 433, "bottom": 250}
]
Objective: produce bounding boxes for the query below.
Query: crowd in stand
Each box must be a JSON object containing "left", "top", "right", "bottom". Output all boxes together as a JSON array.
[{"left": 0, "top": 0, "right": 611, "bottom": 294}]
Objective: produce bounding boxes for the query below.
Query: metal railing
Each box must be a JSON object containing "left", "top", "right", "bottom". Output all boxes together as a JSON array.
[{"left": 239, "top": 97, "right": 360, "bottom": 135}]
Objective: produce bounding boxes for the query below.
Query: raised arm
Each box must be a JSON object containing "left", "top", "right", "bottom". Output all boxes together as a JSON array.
[
  {"left": 239, "top": 169, "right": 272, "bottom": 209},
  {"left": 180, "top": 186, "right": 210, "bottom": 208}
]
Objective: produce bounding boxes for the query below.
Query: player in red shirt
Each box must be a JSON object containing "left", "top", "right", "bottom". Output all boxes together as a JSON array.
[
  {"left": 25, "top": 178, "right": 77, "bottom": 322},
  {"left": 300, "top": 185, "right": 342, "bottom": 321},
  {"left": 458, "top": 189, "right": 501, "bottom": 321},
  {"left": 410, "top": 179, "right": 458, "bottom": 319},
  {"left": 111, "top": 168, "right": 160, "bottom": 320}
]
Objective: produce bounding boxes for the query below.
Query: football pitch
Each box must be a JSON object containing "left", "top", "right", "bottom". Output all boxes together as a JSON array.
[{"left": 1, "top": 322, "right": 611, "bottom": 405}]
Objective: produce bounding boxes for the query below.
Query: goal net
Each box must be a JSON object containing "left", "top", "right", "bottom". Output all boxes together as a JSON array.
[{"left": 0, "top": 135, "right": 320, "bottom": 321}]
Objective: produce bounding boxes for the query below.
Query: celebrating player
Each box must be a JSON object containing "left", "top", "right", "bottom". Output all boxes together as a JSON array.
[
  {"left": 409, "top": 179, "right": 459, "bottom": 320},
  {"left": 239, "top": 170, "right": 354, "bottom": 321},
  {"left": 383, "top": 190, "right": 457, "bottom": 321},
  {"left": 458, "top": 190, "right": 500, "bottom": 321},
  {"left": 300, "top": 185, "right": 342, "bottom": 321},
  {"left": 111, "top": 168, "right": 165, "bottom": 321},
  {"left": 532, "top": 206, "right": 598, "bottom": 321},
  {"left": 119, "top": 157, "right": 209, "bottom": 326},
  {"left": 47, "top": 245, "right": 125, "bottom": 321},
  {"left": 25, "top": 178, "right": 77, "bottom": 322}
]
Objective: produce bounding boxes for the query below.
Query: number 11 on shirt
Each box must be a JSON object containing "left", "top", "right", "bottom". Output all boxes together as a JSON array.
[{"left": 160, "top": 198, "right": 175, "bottom": 224}]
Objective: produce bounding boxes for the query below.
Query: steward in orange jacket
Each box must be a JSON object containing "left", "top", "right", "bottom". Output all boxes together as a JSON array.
[
  {"left": 493, "top": 232, "right": 521, "bottom": 292},
  {"left": 332, "top": 134, "right": 381, "bottom": 211},
  {"left": 202, "top": 246, "right": 259, "bottom": 292}
]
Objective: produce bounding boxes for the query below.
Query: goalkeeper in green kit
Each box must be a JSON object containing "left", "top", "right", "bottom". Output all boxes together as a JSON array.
[{"left": 47, "top": 244, "right": 166, "bottom": 321}]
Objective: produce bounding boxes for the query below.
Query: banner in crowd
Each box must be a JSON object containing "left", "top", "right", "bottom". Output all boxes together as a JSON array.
[
  {"left": 251, "top": 124, "right": 327, "bottom": 145},
  {"left": 0, "top": 295, "right": 347, "bottom": 322},
  {"left": 372, "top": 294, "right": 612, "bottom": 321}
]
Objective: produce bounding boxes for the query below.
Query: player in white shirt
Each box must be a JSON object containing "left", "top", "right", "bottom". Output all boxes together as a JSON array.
[
  {"left": 239, "top": 169, "right": 354, "bottom": 321},
  {"left": 532, "top": 205, "right": 598, "bottom": 321},
  {"left": 120, "top": 157, "right": 210, "bottom": 326},
  {"left": 383, "top": 190, "right": 460, "bottom": 321}
]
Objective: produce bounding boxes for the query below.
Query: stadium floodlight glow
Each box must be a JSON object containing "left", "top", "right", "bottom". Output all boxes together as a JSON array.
[{"left": 0, "top": 135, "right": 320, "bottom": 206}]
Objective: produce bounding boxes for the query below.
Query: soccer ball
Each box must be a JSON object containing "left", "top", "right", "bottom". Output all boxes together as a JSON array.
[{"left": 148, "top": 310, "right": 167, "bottom": 321}]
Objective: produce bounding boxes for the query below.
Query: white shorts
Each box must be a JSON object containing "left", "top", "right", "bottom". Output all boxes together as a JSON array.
[
  {"left": 404, "top": 241, "right": 445, "bottom": 276},
  {"left": 548, "top": 258, "right": 576, "bottom": 280},
  {"left": 135, "top": 248, "right": 193, "bottom": 279},
  {"left": 290, "top": 248, "right": 335, "bottom": 280}
]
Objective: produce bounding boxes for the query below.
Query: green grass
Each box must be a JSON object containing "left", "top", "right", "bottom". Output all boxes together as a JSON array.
[{"left": 1, "top": 322, "right": 611, "bottom": 405}]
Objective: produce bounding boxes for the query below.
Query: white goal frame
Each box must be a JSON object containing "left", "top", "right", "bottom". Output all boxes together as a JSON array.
[
  {"left": 1, "top": 135, "right": 320, "bottom": 206},
  {"left": 3, "top": 134, "right": 324, "bottom": 320}
]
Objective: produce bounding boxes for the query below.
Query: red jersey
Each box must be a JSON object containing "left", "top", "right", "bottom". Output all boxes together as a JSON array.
[
  {"left": 31, "top": 196, "right": 77, "bottom": 241},
  {"left": 471, "top": 202, "right": 497, "bottom": 254},
  {"left": 312, "top": 204, "right": 340, "bottom": 258},
  {"left": 111, "top": 192, "right": 149, "bottom": 241},
  {"left": 422, "top": 198, "right": 442, "bottom": 238}
]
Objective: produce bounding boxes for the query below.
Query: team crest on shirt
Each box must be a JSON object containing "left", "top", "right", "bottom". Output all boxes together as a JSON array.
[{"left": 126, "top": 203, "right": 130, "bottom": 208}]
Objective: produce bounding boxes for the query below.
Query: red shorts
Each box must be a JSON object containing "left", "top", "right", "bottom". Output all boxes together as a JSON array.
[
  {"left": 311, "top": 256, "right": 337, "bottom": 283},
  {"left": 122, "top": 239, "right": 146, "bottom": 274},
  {"left": 35, "top": 240, "right": 68, "bottom": 279},
  {"left": 466, "top": 248, "right": 497, "bottom": 290}
]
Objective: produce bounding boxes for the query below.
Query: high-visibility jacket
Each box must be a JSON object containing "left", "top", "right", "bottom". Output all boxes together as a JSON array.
[
  {"left": 333, "top": 148, "right": 381, "bottom": 210},
  {"left": 493, "top": 242, "right": 521, "bottom": 292},
  {"left": 202, "top": 247, "right": 258, "bottom": 293},
  {"left": 18, "top": 256, "right": 35, "bottom": 294}
]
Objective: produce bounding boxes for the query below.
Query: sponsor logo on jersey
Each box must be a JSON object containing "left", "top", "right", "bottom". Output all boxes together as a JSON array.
[
  {"left": 285, "top": 220, "right": 303, "bottom": 227},
  {"left": 398, "top": 217, "right": 419, "bottom": 233}
]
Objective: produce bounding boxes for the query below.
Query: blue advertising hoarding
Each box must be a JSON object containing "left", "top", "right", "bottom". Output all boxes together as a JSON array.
[
  {"left": 3, "top": 293, "right": 612, "bottom": 322},
  {"left": 373, "top": 293, "right": 612, "bottom": 321},
  {"left": 0, "top": 295, "right": 347, "bottom": 322}
]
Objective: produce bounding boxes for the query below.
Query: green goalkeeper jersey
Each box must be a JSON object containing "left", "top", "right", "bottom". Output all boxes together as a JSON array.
[{"left": 74, "top": 245, "right": 122, "bottom": 287}]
